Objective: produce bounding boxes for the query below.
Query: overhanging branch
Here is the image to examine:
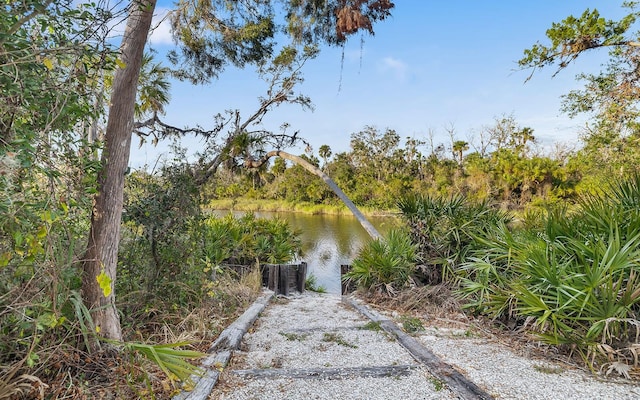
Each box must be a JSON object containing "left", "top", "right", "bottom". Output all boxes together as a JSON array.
[{"left": 246, "top": 150, "right": 382, "bottom": 240}]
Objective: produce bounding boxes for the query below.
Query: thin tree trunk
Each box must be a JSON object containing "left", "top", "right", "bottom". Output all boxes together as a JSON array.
[
  {"left": 246, "top": 150, "right": 383, "bottom": 240},
  {"left": 82, "top": 0, "right": 157, "bottom": 342}
]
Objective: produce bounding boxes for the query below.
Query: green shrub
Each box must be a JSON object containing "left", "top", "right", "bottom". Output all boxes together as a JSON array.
[
  {"left": 344, "top": 229, "right": 417, "bottom": 294},
  {"left": 305, "top": 274, "right": 327, "bottom": 293},
  {"left": 201, "top": 213, "right": 301, "bottom": 266},
  {"left": 398, "top": 194, "right": 510, "bottom": 284},
  {"left": 117, "top": 167, "right": 301, "bottom": 336},
  {"left": 460, "top": 176, "right": 640, "bottom": 368}
]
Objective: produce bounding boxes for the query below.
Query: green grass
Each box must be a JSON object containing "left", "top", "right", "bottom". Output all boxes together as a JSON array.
[
  {"left": 359, "top": 321, "right": 382, "bottom": 332},
  {"left": 533, "top": 364, "right": 564, "bottom": 374},
  {"left": 322, "top": 332, "right": 358, "bottom": 348},
  {"left": 428, "top": 376, "right": 445, "bottom": 391},
  {"left": 207, "top": 198, "right": 397, "bottom": 216},
  {"left": 279, "top": 331, "right": 309, "bottom": 341},
  {"left": 400, "top": 316, "right": 424, "bottom": 334},
  {"left": 305, "top": 274, "right": 327, "bottom": 293}
]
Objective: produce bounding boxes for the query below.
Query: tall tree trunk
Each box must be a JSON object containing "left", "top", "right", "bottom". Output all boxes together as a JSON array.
[
  {"left": 82, "top": 0, "right": 157, "bottom": 342},
  {"left": 246, "top": 150, "right": 383, "bottom": 240}
]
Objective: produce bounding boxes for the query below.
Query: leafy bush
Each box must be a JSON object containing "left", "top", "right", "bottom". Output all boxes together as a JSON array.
[
  {"left": 201, "top": 213, "right": 301, "bottom": 266},
  {"left": 398, "top": 194, "right": 510, "bottom": 284},
  {"left": 344, "top": 229, "right": 417, "bottom": 294},
  {"left": 460, "top": 176, "right": 640, "bottom": 368},
  {"left": 117, "top": 166, "right": 301, "bottom": 329}
]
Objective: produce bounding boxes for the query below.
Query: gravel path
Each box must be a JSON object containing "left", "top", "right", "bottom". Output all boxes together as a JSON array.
[
  {"left": 210, "top": 293, "right": 456, "bottom": 399},
  {"left": 206, "top": 292, "right": 639, "bottom": 400},
  {"left": 415, "top": 328, "right": 640, "bottom": 400}
]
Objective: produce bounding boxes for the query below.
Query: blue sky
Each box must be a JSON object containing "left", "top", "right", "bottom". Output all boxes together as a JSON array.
[{"left": 131, "top": 1, "right": 629, "bottom": 167}]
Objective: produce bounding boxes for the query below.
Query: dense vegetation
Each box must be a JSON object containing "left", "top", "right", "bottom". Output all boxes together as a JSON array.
[
  {"left": 3, "top": 0, "right": 640, "bottom": 397},
  {"left": 0, "top": 0, "right": 392, "bottom": 397},
  {"left": 207, "top": 118, "right": 602, "bottom": 212},
  {"left": 342, "top": 3, "right": 640, "bottom": 377},
  {"left": 460, "top": 178, "right": 640, "bottom": 369},
  {"left": 346, "top": 179, "right": 640, "bottom": 375},
  {"left": 1, "top": 151, "right": 302, "bottom": 396},
  {"left": 211, "top": 98, "right": 640, "bottom": 375}
]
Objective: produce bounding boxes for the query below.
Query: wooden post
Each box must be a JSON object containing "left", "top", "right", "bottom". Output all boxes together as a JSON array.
[
  {"left": 341, "top": 264, "right": 353, "bottom": 295},
  {"left": 268, "top": 264, "right": 279, "bottom": 294},
  {"left": 261, "top": 264, "right": 268, "bottom": 287},
  {"left": 279, "top": 264, "right": 290, "bottom": 296},
  {"left": 264, "top": 262, "right": 307, "bottom": 295},
  {"left": 296, "top": 262, "right": 307, "bottom": 293},
  {"left": 288, "top": 264, "right": 298, "bottom": 292}
]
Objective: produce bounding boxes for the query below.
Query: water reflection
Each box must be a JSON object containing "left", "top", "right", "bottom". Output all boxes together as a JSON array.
[{"left": 211, "top": 210, "right": 400, "bottom": 294}]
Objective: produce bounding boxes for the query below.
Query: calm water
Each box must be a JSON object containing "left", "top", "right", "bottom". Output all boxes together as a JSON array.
[{"left": 213, "top": 210, "right": 400, "bottom": 294}]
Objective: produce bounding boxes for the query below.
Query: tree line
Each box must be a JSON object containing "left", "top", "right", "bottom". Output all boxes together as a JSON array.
[{"left": 209, "top": 112, "right": 632, "bottom": 212}]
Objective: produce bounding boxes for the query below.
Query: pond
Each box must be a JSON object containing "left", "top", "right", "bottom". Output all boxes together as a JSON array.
[{"left": 213, "top": 210, "right": 401, "bottom": 294}]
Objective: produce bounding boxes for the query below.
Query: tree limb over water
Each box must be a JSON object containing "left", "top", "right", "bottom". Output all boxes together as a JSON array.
[{"left": 245, "top": 150, "right": 382, "bottom": 240}]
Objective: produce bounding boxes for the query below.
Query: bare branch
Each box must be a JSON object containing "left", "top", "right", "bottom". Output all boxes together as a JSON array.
[{"left": 134, "top": 112, "right": 221, "bottom": 141}]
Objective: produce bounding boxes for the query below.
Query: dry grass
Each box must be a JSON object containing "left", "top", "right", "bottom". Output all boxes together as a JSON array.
[
  {"left": 359, "top": 284, "right": 460, "bottom": 316},
  {"left": 1, "top": 269, "right": 263, "bottom": 399}
]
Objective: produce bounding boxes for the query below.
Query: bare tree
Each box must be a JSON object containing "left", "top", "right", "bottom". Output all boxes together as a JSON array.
[{"left": 467, "top": 127, "right": 491, "bottom": 158}]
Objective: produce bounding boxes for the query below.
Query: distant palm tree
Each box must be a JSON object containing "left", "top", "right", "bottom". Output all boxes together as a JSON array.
[
  {"left": 513, "top": 127, "right": 535, "bottom": 156},
  {"left": 452, "top": 140, "right": 469, "bottom": 165},
  {"left": 319, "top": 144, "right": 332, "bottom": 169}
]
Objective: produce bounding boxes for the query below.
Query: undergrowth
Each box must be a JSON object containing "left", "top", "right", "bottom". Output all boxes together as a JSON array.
[
  {"left": 0, "top": 205, "right": 281, "bottom": 398},
  {"left": 354, "top": 182, "right": 640, "bottom": 378}
]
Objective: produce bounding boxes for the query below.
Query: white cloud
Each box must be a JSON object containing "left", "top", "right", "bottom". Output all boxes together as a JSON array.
[
  {"left": 379, "top": 56, "right": 409, "bottom": 81},
  {"left": 148, "top": 7, "right": 174, "bottom": 45}
]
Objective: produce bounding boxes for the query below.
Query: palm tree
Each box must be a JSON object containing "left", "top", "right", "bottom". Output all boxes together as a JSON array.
[
  {"left": 319, "top": 144, "right": 332, "bottom": 169},
  {"left": 135, "top": 52, "right": 171, "bottom": 119},
  {"left": 513, "top": 127, "right": 535, "bottom": 156},
  {"left": 452, "top": 140, "right": 469, "bottom": 165}
]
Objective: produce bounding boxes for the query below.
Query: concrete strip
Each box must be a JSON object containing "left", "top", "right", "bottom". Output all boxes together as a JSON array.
[
  {"left": 210, "top": 292, "right": 273, "bottom": 352},
  {"left": 172, "top": 351, "right": 230, "bottom": 400},
  {"left": 344, "top": 296, "right": 494, "bottom": 400}
]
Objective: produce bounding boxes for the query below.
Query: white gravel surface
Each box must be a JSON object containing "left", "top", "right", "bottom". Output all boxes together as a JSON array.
[
  {"left": 210, "top": 293, "right": 455, "bottom": 399},
  {"left": 416, "top": 330, "right": 640, "bottom": 400},
  {"left": 239, "top": 297, "right": 415, "bottom": 370},
  {"left": 212, "top": 374, "right": 454, "bottom": 400},
  {"left": 208, "top": 292, "right": 640, "bottom": 400}
]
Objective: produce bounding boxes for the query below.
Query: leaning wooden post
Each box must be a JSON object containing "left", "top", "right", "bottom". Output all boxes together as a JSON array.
[{"left": 245, "top": 150, "right": 382, "bottom": 241}]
